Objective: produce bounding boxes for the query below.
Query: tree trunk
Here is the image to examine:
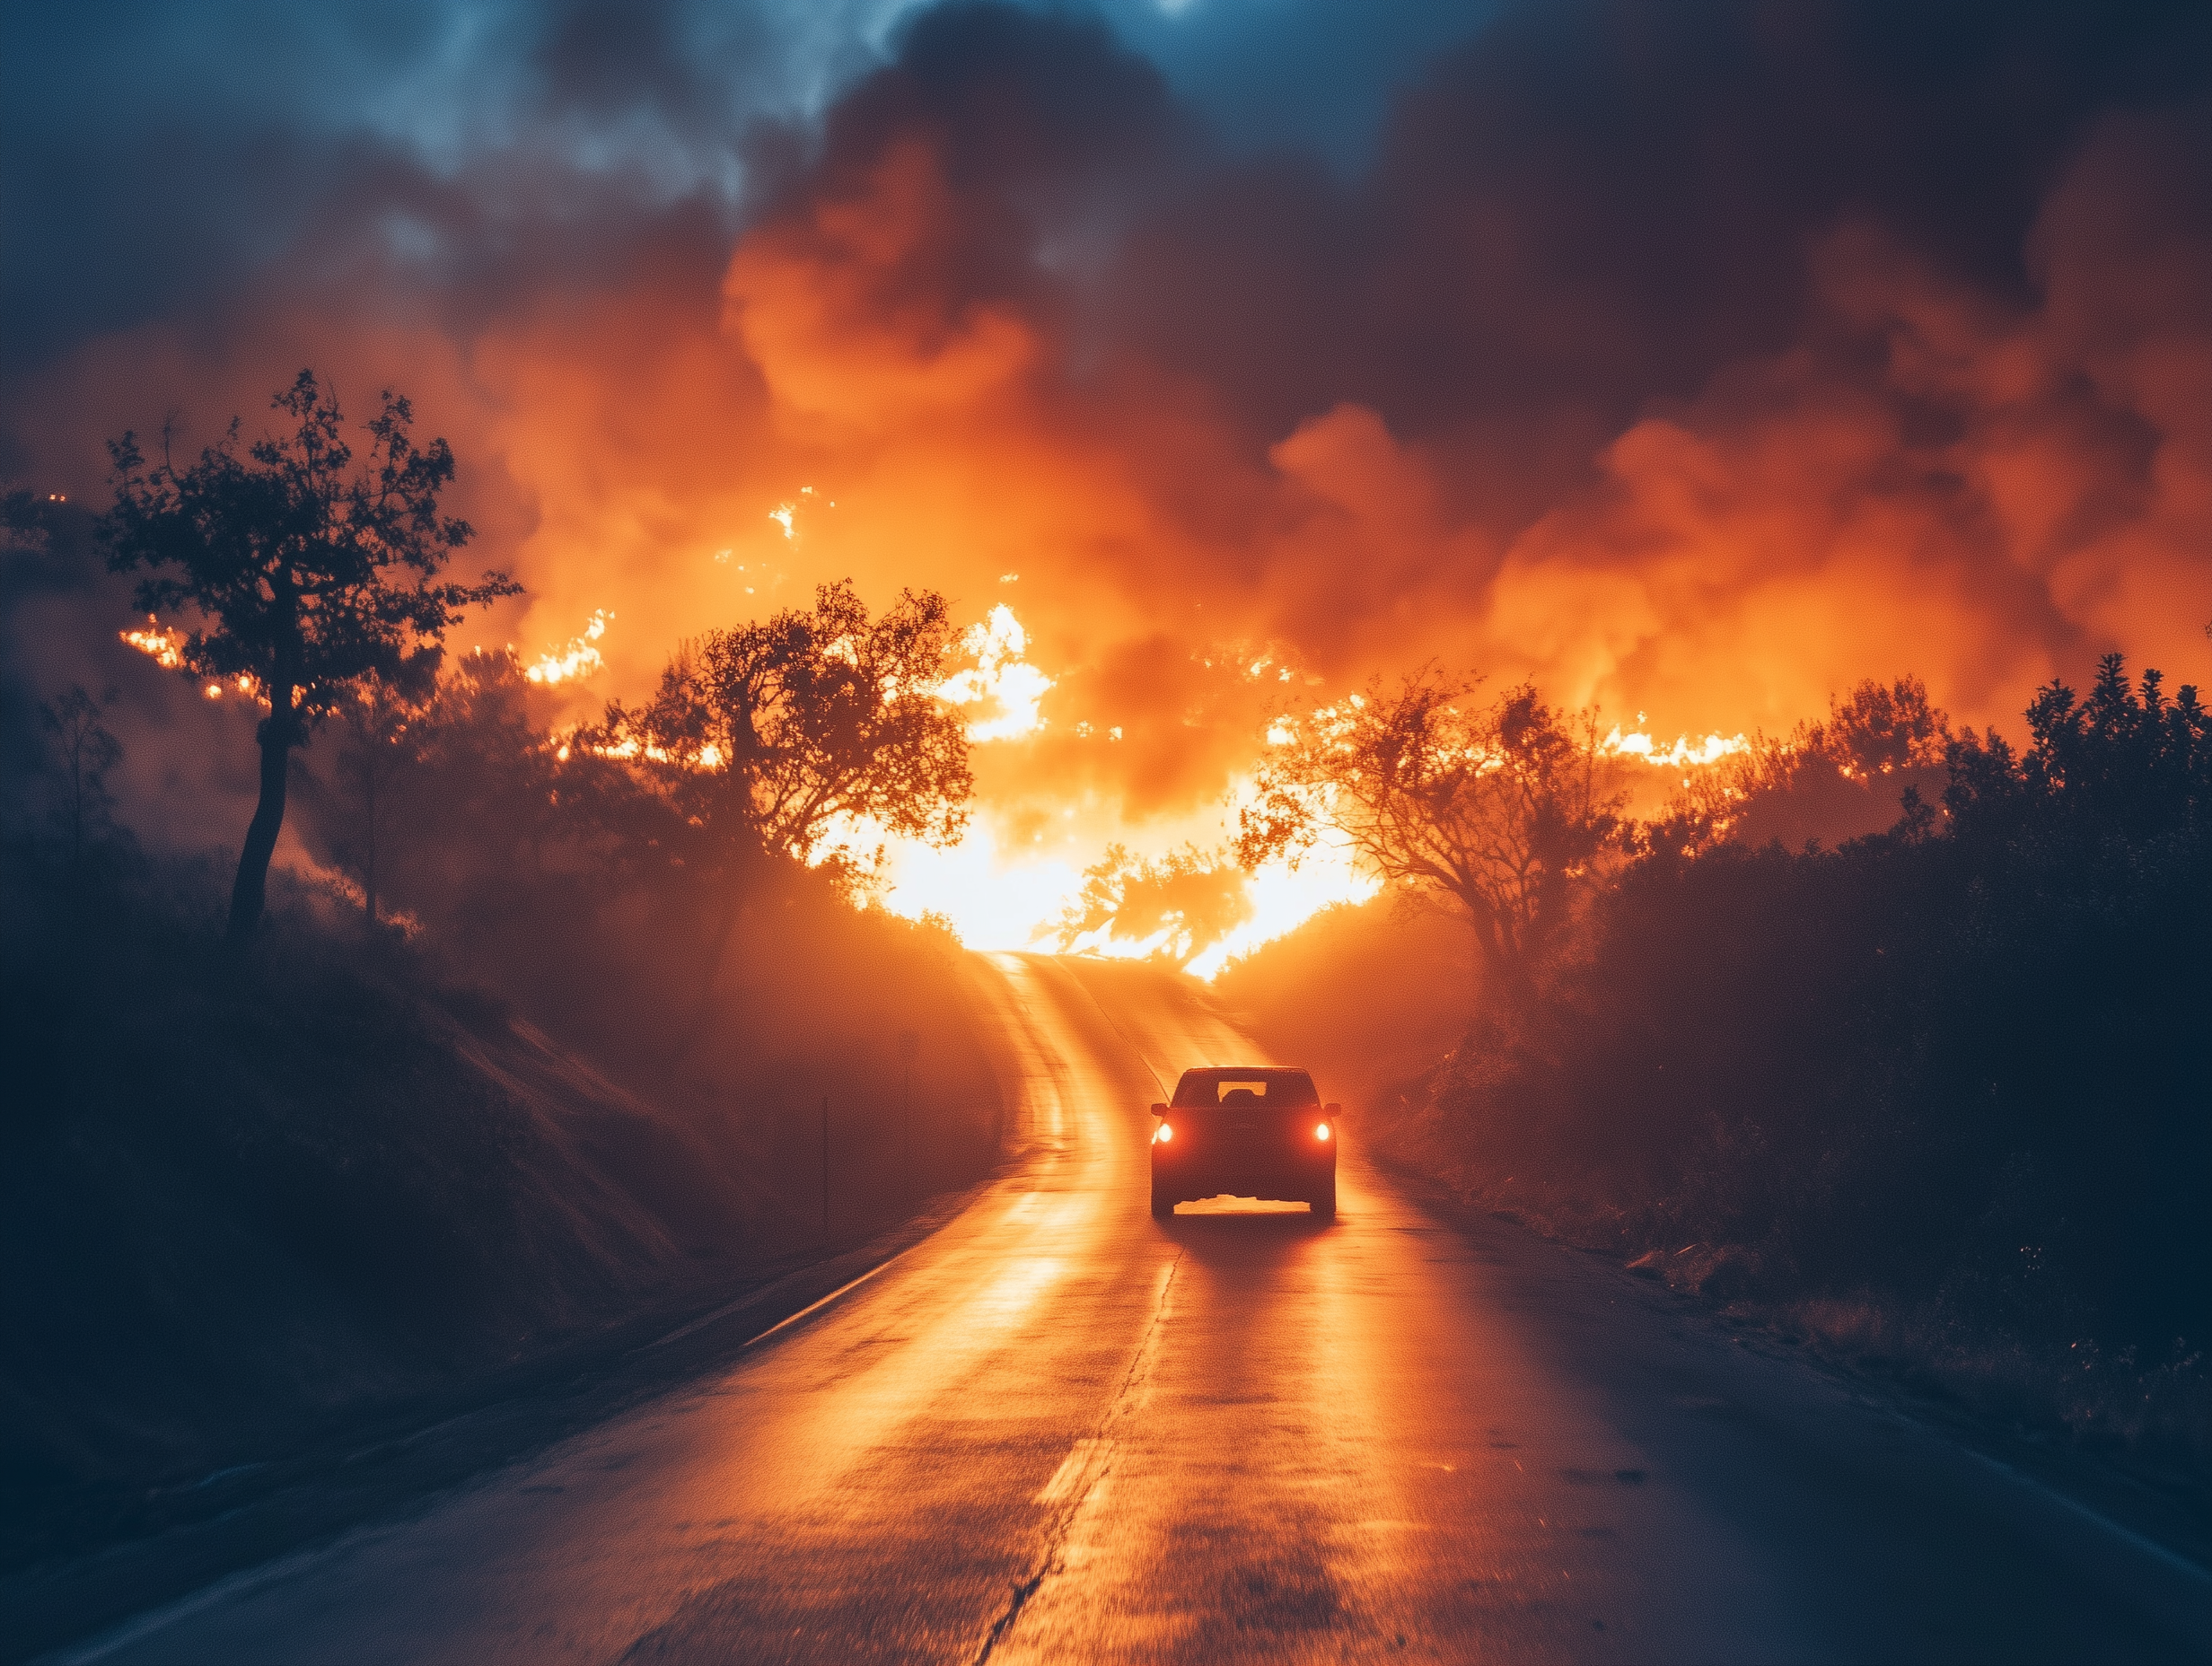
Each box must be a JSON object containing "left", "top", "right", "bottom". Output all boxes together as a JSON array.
[
  {"left": 673, "top": 845, "right": 767, "bottom": 1058},
  {"left": 363, "top": 745, "right": 378, "bottom": 934},
  {"left": 67, "top": 749, "right": 84, "bottom": 883},
  {"left": 226, "top": 707, "right": 294, "bottom": 950},
  {"left": 674, "top": 888, "right": 748, "bottom": 1060}
]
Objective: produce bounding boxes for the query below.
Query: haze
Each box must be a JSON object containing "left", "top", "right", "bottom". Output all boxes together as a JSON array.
[
  {"left": 6, "top": 4, "right": 2211, "bottom": 1662},
  {"left": 9, "top": 0, "right": 2209, "bottom": 951}
]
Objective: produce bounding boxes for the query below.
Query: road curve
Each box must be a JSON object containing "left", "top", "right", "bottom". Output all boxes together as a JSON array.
[{"left": 51, "top": 954, "right": 2212, "bottom": 1664}]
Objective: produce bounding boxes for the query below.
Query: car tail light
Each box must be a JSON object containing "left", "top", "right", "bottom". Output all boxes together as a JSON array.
[{"left": 1315, "top": 1122, "right": 1331, "bottom": 1141}]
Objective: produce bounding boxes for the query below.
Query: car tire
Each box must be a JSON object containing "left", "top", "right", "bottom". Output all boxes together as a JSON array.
[
  {"left": 1151, "top": 1181, "right": 1175, "bottom": 1220},
  {"left": 1310, "top": 1177, "right": 1337, "bottom": 1223}
]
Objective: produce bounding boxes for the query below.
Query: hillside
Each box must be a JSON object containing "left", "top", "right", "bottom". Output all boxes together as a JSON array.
[{"left": 0, "top": 855, "right": 998, "bottom": 1569}]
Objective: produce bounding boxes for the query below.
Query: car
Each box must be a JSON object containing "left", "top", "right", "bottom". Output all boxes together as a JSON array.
[{"left": 1149, "top": 1066, "right": 1339, "bottom": 1222}]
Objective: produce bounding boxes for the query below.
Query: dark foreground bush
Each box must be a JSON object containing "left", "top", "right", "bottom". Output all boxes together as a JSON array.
[
  {"left": 1245, "top": 657, "right": 2212, "bottom": 1463},
  {"left": 1431, "top": 657, "right": 2212, "bottom": 1457}
]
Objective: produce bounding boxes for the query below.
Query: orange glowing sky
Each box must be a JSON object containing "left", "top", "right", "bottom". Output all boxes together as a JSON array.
[{"left": 22, "top": 4, "right": 2212, "bottom": 963}]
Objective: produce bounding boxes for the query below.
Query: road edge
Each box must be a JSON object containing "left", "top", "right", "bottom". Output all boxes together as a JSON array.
[{"left": 8, "top": 1163, "right": 1031, "bottom": 1666}]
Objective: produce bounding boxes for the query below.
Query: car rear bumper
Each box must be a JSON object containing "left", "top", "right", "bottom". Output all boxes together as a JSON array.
[{"left": 1152, "top": 1145, "right": 1334, "bottom": 1201}]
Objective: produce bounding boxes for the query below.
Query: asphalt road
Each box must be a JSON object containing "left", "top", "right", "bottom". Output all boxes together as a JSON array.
[{"left": 49, "top": 954, "right": 2212, "bottom": 1663}]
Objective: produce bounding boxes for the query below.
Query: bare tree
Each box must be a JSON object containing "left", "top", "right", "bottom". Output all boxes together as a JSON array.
[
  {"left": 40, "top": 685, "right": 124, "bottom": 879},
  {"left": 101, "top": 371, "right": 518, "bottom": 947},
  {"left": 1235, "top": 671, "right": 1626, "bottom": 995}
]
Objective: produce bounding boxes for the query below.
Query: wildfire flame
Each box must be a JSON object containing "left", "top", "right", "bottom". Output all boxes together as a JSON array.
[
  {"left": 969, "top": 712, "right": 1752, "bottom": 977},
  {"left": 1184, "top": 844, "right": 1380, "bottom": 979},
  {"left": 557, "top": 730, "right": 699, "bottom": 767},
  {"left": 120, "top": 616, "right": 184, "bottom": 670},
  {"left": 891, "top": 664, "right": 1773, "bottom": 975},
  {"left": 1048, "top": 848, "right": 1379, "bottom": 979},
  {"left": 873, "top": 811, "right": 1378, "bottom": 979},
  {"left": 1602, "top": 723, "right": 1747, "bottom": 772},
  {"left": 858, "top": 820, "right": 1078, "bottom": 951},
  {"left": 514, "top": 592, "right": 1750, "bottom": 980},
  {"left": 768, "top": 486, "right": 821, "bottom": 543},
  {"left": 938, "top": 605, "right": 1052, "bottom": 742},
  {"left": 525, "top": 610, "right": 612, "bottom": 685},
  {"left": 577, "top": 734, "right": 667, "bottom": 763},
  {"left": 122, "top": 618, "right": 264, "bottom": 701}
]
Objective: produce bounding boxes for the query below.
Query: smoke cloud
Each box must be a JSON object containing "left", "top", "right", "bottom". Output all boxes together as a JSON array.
[{"left": 6, "top": 0, "right": 2210, "bottom": 924}]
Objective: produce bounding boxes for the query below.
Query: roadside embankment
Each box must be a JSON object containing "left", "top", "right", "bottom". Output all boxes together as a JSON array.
[{"left": 0, "top": 854, "right": 1004, "bottom": 1577}]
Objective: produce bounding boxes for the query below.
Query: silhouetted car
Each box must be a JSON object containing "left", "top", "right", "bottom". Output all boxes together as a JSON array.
[{"left": 1150, "top": 1066, "right": 1339, "bottom": 1222}]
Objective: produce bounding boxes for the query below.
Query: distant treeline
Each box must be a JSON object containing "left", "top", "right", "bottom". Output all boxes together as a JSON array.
[{"left": 1229, "top": 655, "right": 2211, "bottom": 1459}]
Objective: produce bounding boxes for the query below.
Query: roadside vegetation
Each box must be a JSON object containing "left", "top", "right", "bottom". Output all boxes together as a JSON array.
[
  {"left": 0, "top": 383, "right": 1004, "bottom": 1564},
  {"left": 1222, "top": 660, "right": 2212, "bottom": 1468}
]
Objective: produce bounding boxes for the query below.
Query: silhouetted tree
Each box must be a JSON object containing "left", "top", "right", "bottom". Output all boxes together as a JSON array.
[
  {"left": 1387, "top": 648, "right": 2212, "bottom": 1398},
  {"left": 1947, "top": 653, "right": 2209, "bottom": 848},
  {"left": 2, "top": 487, "right": 41, "bottom": 561},
  {"left": 585, "top": 580, "right": 971, "bottom": 874},
  {"left": 287, "top": 645, "right": 578, "bottom": 991},
  {"left": 1655, "top": 676, "right": 1953, "bottom": 855},
  {"left": 40, "top": 685, "right": 123, "bottom": 879},
  {"left": 1051, "top": 843, "right": 1252, "bottom": 969},
  {"left": 577, "top": 580, "right": 971, "bottom": 1005},
  {"left": 1237, "top": 671, "right": 1625, "bottom": 995},
  {"left": 101, "top": 371, "right": 518, "bottom": 948},
  {"left": 3, "top": 485, "right": 95, "bottom": 603}
]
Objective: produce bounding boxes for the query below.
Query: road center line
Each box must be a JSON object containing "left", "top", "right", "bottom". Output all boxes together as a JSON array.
[{"left": 977, "top": 1250, "right": 1184, "bottom": 1664}]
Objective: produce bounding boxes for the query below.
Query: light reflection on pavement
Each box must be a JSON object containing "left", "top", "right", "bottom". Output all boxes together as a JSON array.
[{"left": 61, "top": 955, "right": 2212, "bottom": 1665}]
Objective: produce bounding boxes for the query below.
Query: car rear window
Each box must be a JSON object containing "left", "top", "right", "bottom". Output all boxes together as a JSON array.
[{"left": 1168, "top": 1068, "right": 1321, "bottom": 1109}]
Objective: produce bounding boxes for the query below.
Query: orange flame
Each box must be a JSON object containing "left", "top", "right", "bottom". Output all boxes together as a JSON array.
[
  {"left": 524, "top": 610, "right": 612, "bottom": 685},
  {"left": 937, "top": 605, "right": 1051, "bottom": 741},
  {"left": 121, "top": 618, "right": 263, "bottom": 702},
  {"left": 120, "top": 616, "right": 184, "bottom": 670},
  {"left": 1602, "top": 721, "right": 1748, "bottom": 772}
]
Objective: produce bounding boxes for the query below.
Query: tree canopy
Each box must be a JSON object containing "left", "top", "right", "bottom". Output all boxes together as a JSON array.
[
  {"left": 1652, "top": 676, "right": 1953, "bottom": 855},
  {"left": 1948, "top": 652, "right": 2209, "bottom": 847},
  {"left": 101, "top": 370, "right": 517, "bottom": 944},
  {"left": 583, "top": 579, "right": 973, "bottom": 883},
  {"left": 40, "top": 686, "right": 125, "bottom": 879},
  {"left": 1235, "top": 671, "right": 1624, "bottom": 992}
]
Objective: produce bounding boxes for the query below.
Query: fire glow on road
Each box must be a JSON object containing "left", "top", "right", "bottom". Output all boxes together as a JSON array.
[{"left": 67, "top": 955, "right": 2210, "bottom": 1664}]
